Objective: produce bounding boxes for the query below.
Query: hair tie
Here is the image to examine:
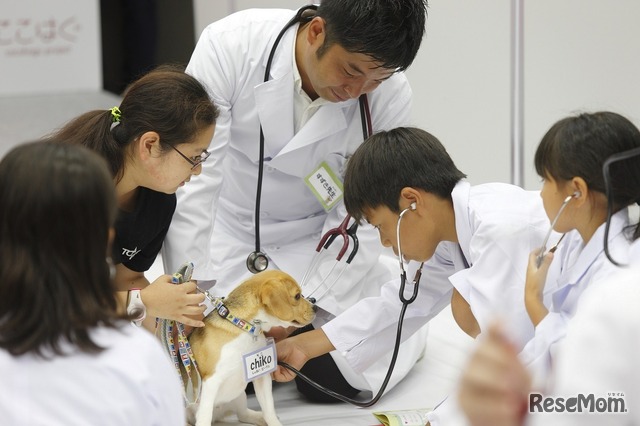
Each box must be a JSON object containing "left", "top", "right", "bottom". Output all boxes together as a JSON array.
[{"left": 109, "top": 106, "right": 122, "bottom": 123}]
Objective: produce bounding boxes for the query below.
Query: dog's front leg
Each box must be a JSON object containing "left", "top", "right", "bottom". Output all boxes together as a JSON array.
[
  {"left": 252, "top": 375, "right": 282, "bottom": 426},
  {"left": 195, "top": 377, "right": 222, "bottom": 426}
]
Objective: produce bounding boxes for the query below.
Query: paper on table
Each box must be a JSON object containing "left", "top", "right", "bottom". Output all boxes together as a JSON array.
[{"left": 372, "top": 408, "right": 432, "bottom": 426}]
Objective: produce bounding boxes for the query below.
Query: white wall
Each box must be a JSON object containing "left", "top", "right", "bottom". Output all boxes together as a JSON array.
[
  {"left": 0, "top": 0, "right": 102, "bottom": 96},
  {"left": 192, "top": 0, "right": 640, "bottom": 189}
]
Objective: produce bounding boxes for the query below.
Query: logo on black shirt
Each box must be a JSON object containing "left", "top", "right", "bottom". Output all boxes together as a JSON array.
[{"left": 122, "top": 246, "right": 141, "bottom": 260}]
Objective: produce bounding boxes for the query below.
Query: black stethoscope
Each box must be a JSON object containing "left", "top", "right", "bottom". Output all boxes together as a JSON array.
[
  {"left": 246, "top": 4, "right": 372, "bottom": 274},
  {"left": 279, "top": 204, "right": 423, "bottom": 407}
]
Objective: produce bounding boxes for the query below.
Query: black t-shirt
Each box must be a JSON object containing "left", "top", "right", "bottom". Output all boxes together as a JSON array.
[{"left": 112, "top": 187, "right": 177, "bottom": 273}]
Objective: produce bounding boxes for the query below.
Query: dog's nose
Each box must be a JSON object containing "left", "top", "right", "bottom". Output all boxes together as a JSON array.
[{"left": 306, "top": 296, "right": 316, "bottom": 305}]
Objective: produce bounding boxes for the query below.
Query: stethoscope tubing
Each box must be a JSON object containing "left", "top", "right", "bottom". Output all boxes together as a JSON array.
[{"left": 249, "top": 4, "right": 370, "bottom": 274}]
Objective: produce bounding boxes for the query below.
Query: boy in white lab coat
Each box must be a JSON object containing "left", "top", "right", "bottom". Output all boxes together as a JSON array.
[
  {"left": 164, "top": 0, "right": 429, "bottom": 400},
  {"left": 275, "top": 127, "right": 555, "bottom": 397}
]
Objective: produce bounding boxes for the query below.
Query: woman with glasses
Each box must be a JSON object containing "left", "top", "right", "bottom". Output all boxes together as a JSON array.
[{"left": 50, "top": 65, "right": 219, "bottom": 331}]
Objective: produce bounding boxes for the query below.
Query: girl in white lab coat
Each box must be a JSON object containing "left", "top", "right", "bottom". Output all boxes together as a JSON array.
[
  {"left": 458, "top": 240, "right": 640, "bottom": 426},
  {"left": 50, "top": 66, "right": 219, "bottom": 331},
  {"left": 521, "top": 111, "right": 640, "bottom": 384},
  {"left": 0, "top": 141, "right": 183, "bottom": 425}
]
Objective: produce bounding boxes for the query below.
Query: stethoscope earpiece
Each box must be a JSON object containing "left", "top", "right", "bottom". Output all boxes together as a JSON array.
[
  {"left": 410, "top": 202, "right": 417, "bottom": 211},
  {"left": 572, "top": 191, "right": 581, "bottom": 198},
  {"left": 246, "top": 251, "right": 269, "bottom": 274}
]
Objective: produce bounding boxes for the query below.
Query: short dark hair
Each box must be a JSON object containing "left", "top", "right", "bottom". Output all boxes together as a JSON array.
[
  {"left": 316, "top": 0, "right": 428, "bottom": 71},
  {"left": 344, "top": 127, "right": 466, "bottom": 222},
  {"left": 0, "top": 141, "right": 120, "bottom": 357},
  {"left": 50, "top": 64, "right": 219, "bottom": 183}
]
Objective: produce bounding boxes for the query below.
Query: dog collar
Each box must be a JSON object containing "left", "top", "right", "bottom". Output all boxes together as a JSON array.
[{"left": 210, "top": 296, "right": 263, "bottom": 339}]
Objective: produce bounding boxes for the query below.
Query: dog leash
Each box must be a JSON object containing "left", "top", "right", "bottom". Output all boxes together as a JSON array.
[{"left": 156, "top": 263, "right": 203, "bottom": 405}]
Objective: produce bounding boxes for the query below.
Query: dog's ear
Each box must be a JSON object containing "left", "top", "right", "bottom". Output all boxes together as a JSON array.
[{"left": 259, "top": 278, "right": 291, "bottom": 316}]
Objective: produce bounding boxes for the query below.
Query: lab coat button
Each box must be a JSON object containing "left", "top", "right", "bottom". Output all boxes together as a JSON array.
[
  {"left": 266, "top": 166, "right": 275, "bottom": 172},
  {"left": 260, "top": 211, "right": 269, "bottom": 218}
]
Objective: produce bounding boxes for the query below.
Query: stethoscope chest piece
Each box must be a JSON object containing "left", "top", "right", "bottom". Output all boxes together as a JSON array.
[{"left": 247, "top": 251, "right": 269, "bottom": 274}]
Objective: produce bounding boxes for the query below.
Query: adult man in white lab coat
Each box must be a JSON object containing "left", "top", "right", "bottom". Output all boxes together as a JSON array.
[{"left": 163, "top": 0, "right": 429, "bottom": 400}]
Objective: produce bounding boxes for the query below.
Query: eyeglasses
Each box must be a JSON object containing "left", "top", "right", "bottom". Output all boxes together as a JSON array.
[{"left": 170, "top": 145, "right": 210, "bottom": 169}]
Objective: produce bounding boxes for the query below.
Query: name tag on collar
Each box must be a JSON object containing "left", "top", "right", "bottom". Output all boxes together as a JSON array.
[
  {"left": 242, "top": 338, "right": 277, "bottom": 382},
  {"left": 304, "top": 161, "right": 344, "bottom": 211}
]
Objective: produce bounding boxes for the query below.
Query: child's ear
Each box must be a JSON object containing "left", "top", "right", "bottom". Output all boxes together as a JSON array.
[
  {"left": 399, "top": 187, "right": 420, "bottom": 210},
  {"left": 570, "top": 177, "right": 588, "bottom": 206}
]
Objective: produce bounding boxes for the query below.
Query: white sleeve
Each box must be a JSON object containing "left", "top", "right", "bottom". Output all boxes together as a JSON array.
[
  {"left": 449, "top": 231, "right": 535, "bottom": 351},
  {"left": 322, "top": 243, "right": 456, "bottom": 373},
  {"left": 162, "top": 25, "right": 234, "bottom": 278},
  {"left": 142, "top": 336, "right": 186, "bottom": 426},
  {"left": 518, "top": 311, "right": 569, "bottom": 384},
  {"left": 527, "top": 270, "right": 640, "bottom": 425}
]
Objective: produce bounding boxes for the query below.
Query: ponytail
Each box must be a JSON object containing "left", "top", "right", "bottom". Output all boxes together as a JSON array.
[{"left": 49, "top": 109, "right": 127, "bottom": 182}]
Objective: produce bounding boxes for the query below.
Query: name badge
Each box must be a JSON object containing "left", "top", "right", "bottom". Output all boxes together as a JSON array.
[
  {"left": 242, "top": 338, "right": 277, "bottom": 382},
  {"left": 304, "top": 161, "right": 344, "bottom": 211}
]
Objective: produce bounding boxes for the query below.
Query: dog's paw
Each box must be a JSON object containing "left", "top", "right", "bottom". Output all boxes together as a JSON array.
[
  {"left": 185, "top": 403, "right": 197, "bottom": 426},
  {"left": 237, "top": 408, "right": 268, "bottom": 426}
]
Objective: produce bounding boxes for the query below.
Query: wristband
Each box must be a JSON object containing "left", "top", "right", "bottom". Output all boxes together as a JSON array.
[{"left": 126, "top": 288, "right": 146, "bottom": 327}]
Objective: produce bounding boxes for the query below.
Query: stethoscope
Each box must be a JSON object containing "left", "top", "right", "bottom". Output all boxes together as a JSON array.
[
  {"left": 299, "top": 213, "right": 359, "bottom": 304},
  {"left": 279, "top": 203, "right": 423, "bottom": 407},
  {"left": 246, "top": 4, "right": 372, "bottom": 274},
  {"left": 535, "top": 191, "right": 579, "bottom": 267}
]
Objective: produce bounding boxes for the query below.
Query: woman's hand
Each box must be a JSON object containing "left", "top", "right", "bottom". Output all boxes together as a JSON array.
[{"left": 143, "top": 275, "right": 206, "bottom": 328}]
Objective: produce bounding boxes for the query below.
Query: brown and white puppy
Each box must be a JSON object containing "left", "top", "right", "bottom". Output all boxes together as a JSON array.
[{"left": 188, "top": 270, "right": 316, "bottom": 426}]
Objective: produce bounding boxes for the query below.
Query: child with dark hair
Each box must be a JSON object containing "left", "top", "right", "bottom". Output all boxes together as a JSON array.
[
  {"left": 50, "top": 65, "right": 219, "bottom": 330},
  {"left": 275, "top": 127, "right": 554, "bottom": 403},
  {"left": 0, "top": 141, "right": 183, "bottom": 425},
  {"left": 520, "top": 111, "right": 640, "bottom": 383},
  {"left": 459, "top": 112, "right": 640, "bottom": 426}
]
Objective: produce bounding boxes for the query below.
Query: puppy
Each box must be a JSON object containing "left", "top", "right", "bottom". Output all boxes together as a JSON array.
[{"left": 188, "top": 270, "right": 316, "bottom": 426}]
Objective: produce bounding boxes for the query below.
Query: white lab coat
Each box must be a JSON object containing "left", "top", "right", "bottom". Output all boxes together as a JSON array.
[
  {"left": 431, "top": 240, "right": 640, "bottom": 426},
  {"left": 519, "top": 208, "right": 632, "bottom": 386},
  {"left": 527, "top": 241, "right": 640, "bottom": 426},
  {"left": 161, "top": 8, "right": 426, "bottom": 393},
  {"left": 325, "top": 181, "right": 555, "bottom": 391},
  {"left": 0, "top": 324, "right": 184, "bottom": 426}
]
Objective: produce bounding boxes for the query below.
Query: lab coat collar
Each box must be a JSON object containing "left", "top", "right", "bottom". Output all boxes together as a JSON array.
[
  {"left": 255, "top": 73, "right": 295, "bottom": 158},
  {"left": 450, "top": 181, "right": 473, "bottom": 264},
  {"left": 559, "top": 208, "right": 631, "bottom": 287},
  {"left": 277, "top": 101, "right": 352, "bottom": 156},
  {"left": 254, "top": 18, "right": 299, "bottom": 159}
]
